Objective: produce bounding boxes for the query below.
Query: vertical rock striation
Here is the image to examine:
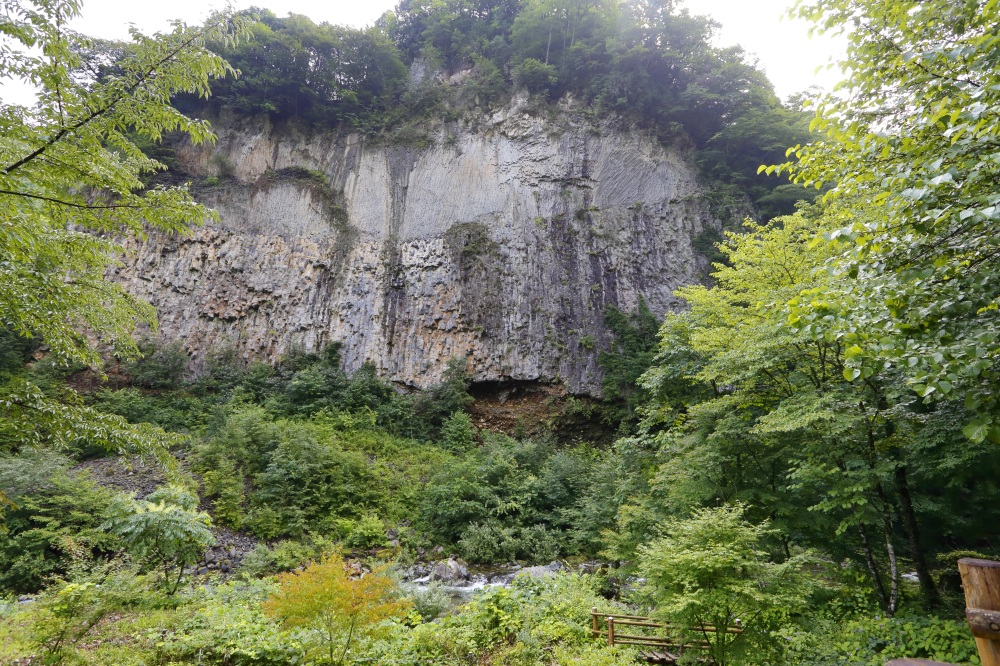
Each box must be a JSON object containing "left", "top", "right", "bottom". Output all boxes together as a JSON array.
[{"left": 113, "top": 104, "right": 717, "bottom": 395}]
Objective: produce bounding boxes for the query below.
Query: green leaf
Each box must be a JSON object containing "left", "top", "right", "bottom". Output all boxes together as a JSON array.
[{"left": 963, "top": 420, "right": 991, "bottom": 442}]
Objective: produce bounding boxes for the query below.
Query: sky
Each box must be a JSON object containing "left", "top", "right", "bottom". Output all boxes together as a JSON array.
[{"left": 0, "top": 0, "right": 846, "bottom": 106}]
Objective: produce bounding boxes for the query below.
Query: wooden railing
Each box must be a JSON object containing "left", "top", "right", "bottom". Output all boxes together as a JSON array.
[{"left": 590, "top": 609, "right": 741, "bottom": 663}]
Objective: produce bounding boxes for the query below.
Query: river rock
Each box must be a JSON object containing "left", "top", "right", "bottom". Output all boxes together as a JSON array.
[
  {"left": 430, "top": 557, "right": 469, "bottom": 583},
  {"left": 517, "top": 561, "right": 564, "bottom": 579}
]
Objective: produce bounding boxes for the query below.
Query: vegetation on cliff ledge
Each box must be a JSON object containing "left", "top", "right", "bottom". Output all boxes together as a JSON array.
[{"left": 179, "top": 0, "right": 816, "bottom": 220}]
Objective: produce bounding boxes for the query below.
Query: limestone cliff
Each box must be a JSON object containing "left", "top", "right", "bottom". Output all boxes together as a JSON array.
[{"left": 113, "top": 100, "right": 717, "bottom": 395}]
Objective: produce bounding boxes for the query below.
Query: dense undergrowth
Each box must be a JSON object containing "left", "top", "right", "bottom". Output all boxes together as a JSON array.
[{"left": 0, "top": 316, "right": 986, "bottom": 665}]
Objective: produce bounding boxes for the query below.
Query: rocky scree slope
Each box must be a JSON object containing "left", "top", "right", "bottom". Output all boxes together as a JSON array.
[{"left": 114, "top": 101, "right": 717, "bottom": 395}]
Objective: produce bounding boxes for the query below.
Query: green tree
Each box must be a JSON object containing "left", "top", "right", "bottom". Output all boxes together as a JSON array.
[
  {"left": 0, "top": 450, "right": 120, "bottom": 594},
  {"left": 637, "top": 505, "right": 812, "bottom": 666},
  {"left": 0, "top": 1, "right": 251, "bottom": 467},
  {"left": 102, "top": 484, "right": 214, "bottom": 593},
  {"left": 124, "top": 339, "right": 189, "bottom": 389},
  {"left": 598, "top": 300, "right": 661, "bottom": 430},
  {"left": 626, "top": 211, "right": 994, "bottom": 612},
  {"left": 774, "top": 0, "right": 1000, "bottom": 443},
  {"left": 196, "top": 11, "right": 406, "bottom": 127}
]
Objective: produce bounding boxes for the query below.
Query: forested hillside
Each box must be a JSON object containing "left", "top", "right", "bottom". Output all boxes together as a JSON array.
[
  {"left": 1, "top": 0, "right": 998, "bottom": 664},
  {"left": 179, "top": 0, "right": 815, "bottom": 220}
]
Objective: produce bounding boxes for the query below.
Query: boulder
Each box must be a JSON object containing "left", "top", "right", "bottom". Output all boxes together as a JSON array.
[
  {"left": 517, "top": 561, "right": 564, "bottom": 579},
  {"left": 430, "top": 557, "right": 469, "bottom": 583}
]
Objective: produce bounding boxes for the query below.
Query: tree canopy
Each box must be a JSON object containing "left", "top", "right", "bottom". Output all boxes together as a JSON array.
[
  {"left": 0, "top": 1, "right": 250, "bottom": 463},
  {"left": 174, "top": 0, "right": 816, "bottom": 220},
  {"left": 772, "top": 0, "right": 1000, "bottom": 443}
]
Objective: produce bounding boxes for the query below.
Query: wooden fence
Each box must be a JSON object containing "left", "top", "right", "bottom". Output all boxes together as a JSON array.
[{"left": 590, "top": 609, "right": 741, "bottom": 664}]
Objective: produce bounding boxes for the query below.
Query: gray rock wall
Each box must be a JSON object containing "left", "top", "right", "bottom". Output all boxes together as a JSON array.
[{"left": 113, "top": 102, "right": 716, "bottom": 394}]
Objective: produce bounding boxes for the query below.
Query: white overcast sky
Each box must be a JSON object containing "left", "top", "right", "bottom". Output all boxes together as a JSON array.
[{"left": 1, "top": 0, "right": 845, "bottom": 105}]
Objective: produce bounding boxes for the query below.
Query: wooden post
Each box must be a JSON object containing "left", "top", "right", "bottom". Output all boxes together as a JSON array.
[
  {"left": 592, "top": 607, "right": 598, "bottom": 639},
  {"left": 607, "top": 616, "right": 615, "bottom": 647},
  {"left": 959, "top": 558, "right": 1000, "bottom": 666}
]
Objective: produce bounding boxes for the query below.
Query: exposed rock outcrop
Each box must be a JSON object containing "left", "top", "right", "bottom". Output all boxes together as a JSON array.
[{"left": 114, "top": 101, "right": 716, "bottom": 394}]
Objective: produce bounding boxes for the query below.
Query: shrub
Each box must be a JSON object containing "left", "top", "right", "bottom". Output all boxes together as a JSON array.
[
  {"left": 263, "top": 553, "right": 412, "bottom": 665},
  {"left": 379, "top": 617, "right": 478, "bottom": 666},
  {"left": 0, "top": 451, "right": 120, "bottom": 594},
  {"left": 201, "top": 461, "right": 246, "bottom": 528},
  {"left": 637, "top": 504, "right": 814, "bottom": 666},
  {"left": 459, "top": 521, "right": 560, "bottom": 564},
  {"left": 420, "top": 435, "right": 602, "bottom": 561},
  {"left": 28, "top": 580, "right": 109, "bottom": 665},
  {"left": 25, "top": 561, "right": 148, "bottom": 666},
  {"left": 406, "top": 581, "right": 453, "bottom": 621},
  {"left": 239, "top": 536, "right": 336, "bottom": 578},
  {"left": 781, "top": 614, "right": 980, "bottom": 666},
  {"left": 342, "top": 514, "right": 389, "bottom": 550},
  {"left": 102, "top": 485, "right": 214, "bottom": 594},
  {"left": 124, "top": 339, "right": 189, "bottom": 389},
  {"left": 249, "top": 424, "right": 380, "bottom": 538},
  {"left": 91, "top": 387, "right": 213, "bottom": 432},
  {"left": 464, "top": 572, "right": 624, "bottom": 653},
  {"left": 197, "top": 345, "right": 247, "bottom": 394},
  {"left": 514, "top": 58, "right": 557, "bottom": 95},
  {"left": 158, "top": 578, "right": 307, "bottom": 665},
  {"left": 441, "top": 411, "right": 477, "bottom": 451}
]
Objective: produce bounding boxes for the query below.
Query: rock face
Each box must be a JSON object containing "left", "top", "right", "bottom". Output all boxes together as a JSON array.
[{"left": 114, "top": 100, "right": 716, "bottom": 394}]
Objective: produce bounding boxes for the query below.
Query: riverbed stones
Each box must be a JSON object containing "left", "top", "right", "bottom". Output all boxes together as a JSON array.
[
  {"left": 517, "top": 561, "right": 564, "bottom": 579},
  {"left": 430, "top": 557, "right": 470, "bottom": 583}
]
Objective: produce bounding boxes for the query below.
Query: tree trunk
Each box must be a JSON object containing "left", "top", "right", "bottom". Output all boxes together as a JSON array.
[
  {"left": 859, "top": 522, "right": 890, "bottom": 612},
  {"left": 895, "top": 464, "right": 941, "bottom": 607},
  {"left": 883, "top": 516, "right": 900, "bottom": 617},
  {"left": 339, "top": 615, "right": 356, "bottom": 666}
]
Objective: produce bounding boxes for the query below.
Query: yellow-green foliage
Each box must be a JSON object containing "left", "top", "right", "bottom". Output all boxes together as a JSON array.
[
  {"left": 263, "top": 553, "right": 412, "bottom": 665},
  {"left": 638, "top": 505, "right": 813, "bottom": 666}
]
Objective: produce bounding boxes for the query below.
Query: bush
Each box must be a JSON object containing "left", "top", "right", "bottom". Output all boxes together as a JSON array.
[
  {"left": 342, "top": 514, "right": 389, "bottom": 550},
  {"left": 195, "top": 407, "right": 441, "bottom": 542},
  {"left": 92, "top": 387, "right": 213, "bottom": 432},
  {"left": 26, "top": 561, "right": 149, "bottom": 666},
  {"left": 29, "top": 580, "right": 109, "bottom": 665},
  {"left": 514, "top": 58, "right": 557, "bottom": 95},
  {"left": 201, "top": 460, "right": 246, "bottom": 528},
  {"left": 124, "top": 339, "right": 189, "bottom": 389},
  {"left": 248, "top": 424, "right": 381, "bottom": 538},
  {"left": 159, "top": 579, "right": 307, "bottom": 665},
  {"left": 637, "top": 504, "right": 814, "bottom": 666},
  {"left": 406, "top": 581, "right": 453, "bottom": 621},
  {"left": 263, "top": 553, "right": 412, "bottom": 665},
  {"left": 441, "top": 411, "right": 477, "bottom": 451},
  {"left": 102, "top": 485, "right": 215, "bottom": 594},
  {"left": 196, "top": 345, "right": 247, "bottom": 394},
  {"left": 465, "top": 573, "right": 626, "bottom": 653},
  {"left": 459, "top": 521, "right": 560, "bottom": 564},
  {"left": 781, "top": 614, "right": 980, "bottom": 666},
  {"left": 0, "top": 451, "right": 120, "bottom": 594},
  {"left": 377, "top": 617, "right": 477, "bottom": 665},
  {"left": 239, "top": 536, "right": 336, "bottom": 578},
  {"left": 420, "top": 435, "right": 605, "bottom": 561}
]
